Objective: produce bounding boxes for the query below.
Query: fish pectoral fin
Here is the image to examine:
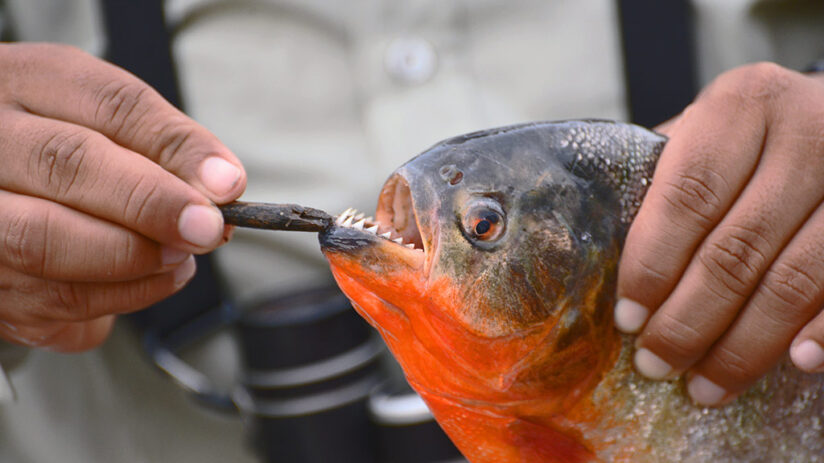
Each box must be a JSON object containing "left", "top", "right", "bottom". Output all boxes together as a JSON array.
[{"left": 507, "top": 418, "right": 597, "bottom": 463}]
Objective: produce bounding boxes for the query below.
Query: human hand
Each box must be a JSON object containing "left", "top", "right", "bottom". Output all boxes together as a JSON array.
[
  {"left": 616, "top": 62, "right": 824, "bottom": 406},
  {"left": 0, "top": 43, "right": 246, "bottom": 352}
]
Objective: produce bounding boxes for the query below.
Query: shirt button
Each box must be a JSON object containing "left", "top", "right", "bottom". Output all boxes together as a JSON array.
[{"left": 384, "top": 37, "right": 438, "bottom": 85}]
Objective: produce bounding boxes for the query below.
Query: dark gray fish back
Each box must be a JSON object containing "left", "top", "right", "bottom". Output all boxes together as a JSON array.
[{"left": 429, "top": 120, "right": 665, "bottom": 224}]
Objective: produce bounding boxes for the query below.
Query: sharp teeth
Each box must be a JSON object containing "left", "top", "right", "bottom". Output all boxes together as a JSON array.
[
  {"left": 354, "top": 212, "right": 365, "bottom": 221},
  {"left": 364, "top": 216, "right": 374, "bottom": 223},
  {"left": 380, "top": 232, "right": 392, "bottom": 239},
  {"left": 366, "top": 225, "right": 379, "bottom": 234},
  {"left": 404, "top": 243, "right": 415, "bottom": 249},
  {"left": 392, "top": 237, "right": 403, "bottom": 244},
  {"left": 337, "top": 208, "right": 355, "bottom": 225},
  {"left": 353, "top": 219, "right": 366, "bottom": 230},
  {"left": 342, "top": 215, "right": 354, "bottom": 227}
]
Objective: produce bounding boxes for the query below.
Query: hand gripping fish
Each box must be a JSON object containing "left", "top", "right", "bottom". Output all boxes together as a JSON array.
[{"left": 319, "top": 121, "right": 824, "bottom": 462}]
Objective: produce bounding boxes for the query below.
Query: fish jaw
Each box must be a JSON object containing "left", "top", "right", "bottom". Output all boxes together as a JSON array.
[
  {"left": 320, "top": 223, "right": 426, "bottom": 335},
  {"left": 319, "top": 179, "right": 439, "bottom": 380}
]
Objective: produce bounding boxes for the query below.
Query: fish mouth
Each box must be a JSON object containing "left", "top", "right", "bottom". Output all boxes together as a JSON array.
[
  {"left": 325, "top": 173, "right": 426, "bottom": 257},
  {"left": 374, "top": 174, "right": 425, "bottom": 251}
]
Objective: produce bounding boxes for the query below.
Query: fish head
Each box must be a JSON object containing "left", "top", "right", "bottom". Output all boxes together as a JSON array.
[{"left": 320, "top": 121, "right": 664, "bottom": 410}]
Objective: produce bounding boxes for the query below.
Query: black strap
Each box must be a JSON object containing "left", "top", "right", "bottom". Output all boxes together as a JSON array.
[
  {"left": 99, "top": 1, "right": 237, "bottom": 411},
  {"left": 100, "top": 0, "right": 182, "bottom": 108},
  {"left": 99, "top": 0, "right": 228, "bottom": 339},
  {"left": 617, "top": 0, "right": 698, "bottom": 127}
]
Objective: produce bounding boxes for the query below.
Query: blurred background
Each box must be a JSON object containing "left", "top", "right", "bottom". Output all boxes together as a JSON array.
[{"left": 0, "top": 0, "right": 822, "bottom": 462}]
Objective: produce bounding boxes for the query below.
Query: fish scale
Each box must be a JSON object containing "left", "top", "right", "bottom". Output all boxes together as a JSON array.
[
  {"left": 560, "top": 122, "right": 661, "bottom": 224},
  {"left": 581, "top": 337, "right": 824, "bottom": 462}
]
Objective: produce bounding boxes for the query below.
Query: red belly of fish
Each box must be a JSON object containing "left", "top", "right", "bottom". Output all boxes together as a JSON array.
[{"left": 422, "top": 393, "right": 597, "bottom": 463}]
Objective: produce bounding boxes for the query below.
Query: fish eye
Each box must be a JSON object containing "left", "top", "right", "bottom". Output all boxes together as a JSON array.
[{"left": 461, "top": 199, "right": 506, "bottom": 243}]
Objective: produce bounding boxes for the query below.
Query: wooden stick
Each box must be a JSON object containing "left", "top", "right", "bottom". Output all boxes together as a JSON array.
[{"left": 219, "top": 201, "right": 333, "bottom": 232}]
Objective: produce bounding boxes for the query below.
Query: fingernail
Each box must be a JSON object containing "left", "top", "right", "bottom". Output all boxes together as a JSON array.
[
  {"left": 687, "top": 374, "right": 727, "bottom": 406},
  {"left": 161, "top": 246, "right": 190, "bottom": 266},
  {"left": 634, "top": 348, "right": 673, "bottom": 380},
  {"left": 200, "top": 157, "right": 241, "bottom": 197},
  {"left": 173, "top": 255, "right": 196, "bottom": 287},
  {"left": 222, "top": 225, "right": 234, "bottom": 244},
  {"left": 791, "top": 339, "right": 824, "bottom": 372},
  {"left": 178, "top": 204, "right": 224, "bottom": 248},
  {"left": 614, "top": 298, "right": 649, "bottom": 333}
]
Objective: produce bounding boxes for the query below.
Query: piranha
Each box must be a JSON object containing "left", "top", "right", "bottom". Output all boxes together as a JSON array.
[{"left": 319, "top": 120, "right": 824, "bottom": 462}]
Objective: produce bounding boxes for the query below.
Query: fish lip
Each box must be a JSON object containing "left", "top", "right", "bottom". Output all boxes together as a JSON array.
[{"left": 318, "top": 225, "right": 383, "bottom": 251}]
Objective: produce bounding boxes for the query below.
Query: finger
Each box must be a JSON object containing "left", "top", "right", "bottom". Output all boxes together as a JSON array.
[
  {"left": 0, "top": 109, "right": 225, "bottom": 252},
  {"left": 791, "top": 313, "right": 824, "bottom": 373},
  {"left": 616, "top": 72, "right": 768, "bottom": 330},
  {"left": 653, "top": 115, "right": 680, "bottom": 136},
  {"left": 0, "top": 315, "right": 115, "bottom": 352},
  {"left": 0, "top": 190, "right": 190, "bottom": 281},
  {"left": 0, "top": 43, "right": 245, "bottom": 203},
  {"left": 0, "top": 256, "right": 196, "bottom": 324},
  {"left": 685, "top": 204, "right": 824, "bottom": 404}
]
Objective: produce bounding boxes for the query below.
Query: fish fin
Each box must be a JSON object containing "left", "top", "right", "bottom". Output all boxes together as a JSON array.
[
  {"left": 424, "top": 391, "right": 596, "bottom": 463},
  {"left": 508, "top": 417, "right": 598, "bottom": 463}
]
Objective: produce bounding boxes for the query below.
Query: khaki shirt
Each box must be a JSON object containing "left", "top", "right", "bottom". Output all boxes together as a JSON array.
[{"left": 2, "top": 0, "right": 823, "bottom": 461}]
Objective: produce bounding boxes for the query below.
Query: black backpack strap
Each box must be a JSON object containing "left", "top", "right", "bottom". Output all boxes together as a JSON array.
[
  {"left": 100, "top": 0, "right": 182, "bottom": 108},
  {"left": 617, "top": 0, "right": 698, "bottom": 127},
  {"left": 100, "top": 0, "right": 228, "bottom": 338},
  {"left": 99, "top": 0, "right": 236, "bottom": 411}
]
